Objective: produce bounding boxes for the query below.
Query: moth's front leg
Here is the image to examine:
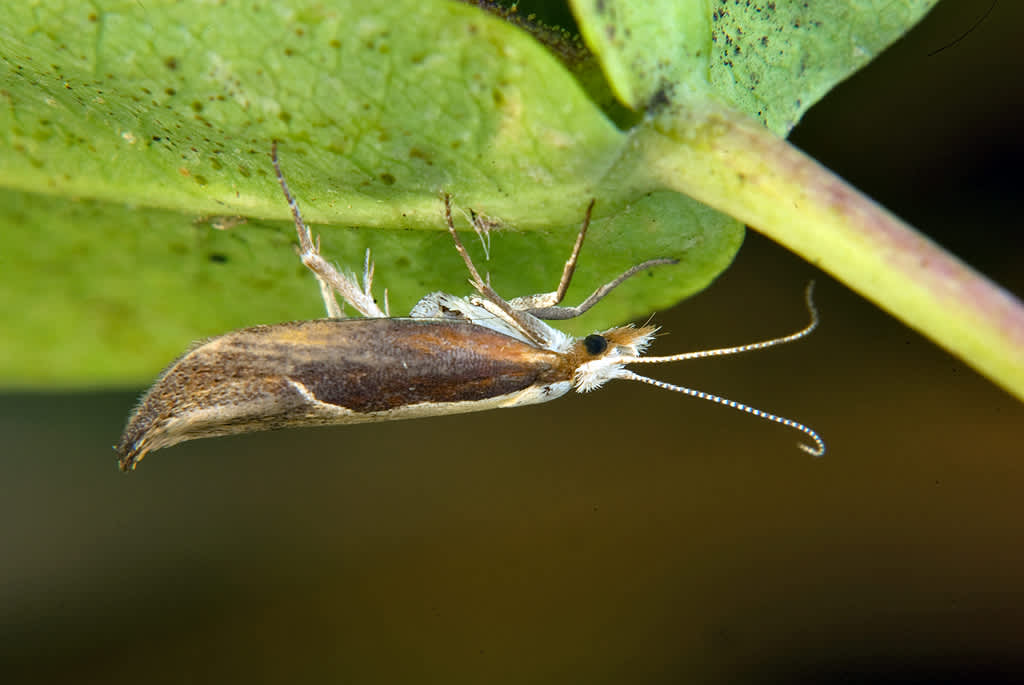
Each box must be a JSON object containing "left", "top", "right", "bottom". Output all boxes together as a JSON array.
[
  {"left": 498, "top": 198, "right": 678, "bottom": 322},
  {"left": 507, "top": 198, "right": 595, "bottom": 312}
]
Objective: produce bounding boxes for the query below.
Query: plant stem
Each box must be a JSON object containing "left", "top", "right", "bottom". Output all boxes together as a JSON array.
[{"left": 625, "top": 101, "right": 1024, "bottom": 400}]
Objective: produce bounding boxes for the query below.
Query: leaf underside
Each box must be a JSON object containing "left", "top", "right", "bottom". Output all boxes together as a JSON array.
[{"left": 0, "top": 0, "right": 933, "bottom": 386}]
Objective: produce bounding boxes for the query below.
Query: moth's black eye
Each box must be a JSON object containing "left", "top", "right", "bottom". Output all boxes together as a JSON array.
[{"left": 583, "top": 334, "right": 608, "bottom": 356}]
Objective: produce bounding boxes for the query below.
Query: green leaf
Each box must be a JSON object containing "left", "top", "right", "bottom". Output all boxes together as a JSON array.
[
  {"left": 706, "top": 0, "right": 940, "bottom": 134},
  {"left": 571, "top": 0, "right": 711, "bottom": 110},
  {"left": 566, "top": 0, "right": 1024, "bottom": 400},
  {"left": 0, "top": 186, "right": 734, "bottom": 385},
  {"left": 11, "top": 0, "right": 1006, "bottom": 399},
  {"left": 0, "top": 0, "right": 741, "bottom": 386},
  {"left": 573, "top": 0, "right": 938, "bottom": 134}
]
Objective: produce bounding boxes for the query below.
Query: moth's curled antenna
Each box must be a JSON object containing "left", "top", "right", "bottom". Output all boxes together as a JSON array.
[
  {"left": 621, "top": 282, "right": 824, "bottom": 456},
  {"left": 621, "top": 371, "right": 826, "bottom": 457},
  {"left": 632, "top": 281, "right": 819, "bottom": 365}
]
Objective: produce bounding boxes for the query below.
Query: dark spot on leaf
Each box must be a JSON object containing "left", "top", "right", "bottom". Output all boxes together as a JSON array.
[
  {"left": 380, "top": 172, "right": 396, "bottom": 185},
  {"left": 165, "top": 87, "right": 176, "bottom": 96},
  {"left": 210, "top": 158, "right": 222, "bottom": 170},
  {"left": 208, "top": 253, "right": 229, "bottom": 264},
  {"left": 279, "top": 111, "right": 292, "bottom": 123},
  {"left": 88, "top": 12, "right": 97, "bottom": 22},
  {"left": 409, "top": 147, "right": 432, "bottom": 164},
  {"left": 237, "top": 164, "right": 251, "bottom": 178},
  {"left": 194, "top": 174, "right": 208, "bottom": 186},
  {"left": 647, "top": 83, "right": 673, "bottom": 112},
  {"left": 191, "top": 100, "right": 203, "bottom": 113},
  {"left": 284, "top": 47, "right": 294, "bottom": 57},
  {"left": 329, "top": 39, "right": 341, "bottom": 48}
]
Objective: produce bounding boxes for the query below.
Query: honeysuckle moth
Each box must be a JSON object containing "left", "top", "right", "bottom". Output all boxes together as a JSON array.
[{"left": 115, "top": 144, "right": 824, "bottom": 471}]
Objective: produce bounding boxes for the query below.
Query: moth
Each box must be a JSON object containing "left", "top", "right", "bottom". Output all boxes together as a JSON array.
[{"left": 116, "top": 144, "right": 824, "bottom": 471}]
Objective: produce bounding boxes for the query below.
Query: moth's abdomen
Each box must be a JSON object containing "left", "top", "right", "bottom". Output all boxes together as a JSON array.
[{"left": 117, "top": 318, "right": 571, "bottom": 471}]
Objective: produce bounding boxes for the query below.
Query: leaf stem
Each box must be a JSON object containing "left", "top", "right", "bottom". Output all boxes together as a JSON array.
[{"left": 627, "top": 101, "right": 1024, "bottom": 400}]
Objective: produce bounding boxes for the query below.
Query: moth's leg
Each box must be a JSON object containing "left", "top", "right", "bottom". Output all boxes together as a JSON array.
[
  {"left": 441, "top": 193, "right": 554, "bottom": 345},
  {"left": 498, "top": 198, "right": 677, "bottom": 321},
  {"left": 467, "top": 208, "right": 493, "bottom": 260},
  {"left": 272, "top": 142, "right": 386, "bottom": 319},
  {"left": 526, "top": 257, "right": 677, "bottom": 321},
  {"left": 316, "top": 269, "right": 345, "bottom": 319},
  {"left": 507, "top": 199, "right": 595, "bottom": 312},
  {"left": 361, "top": 248, "right": 391, "bottom": 317},
  {"left": 441, "top": 193, "right": 510, "bottom": 307}
]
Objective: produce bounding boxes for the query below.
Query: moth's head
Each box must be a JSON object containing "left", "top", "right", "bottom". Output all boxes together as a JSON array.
[{"left": 571, "top": 324, "right": 658, "bottom": 392}]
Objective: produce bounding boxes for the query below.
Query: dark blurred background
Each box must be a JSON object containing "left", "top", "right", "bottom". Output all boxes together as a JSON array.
[{"left": 2, "top": 2, "right": 1022, "bottom": 683}]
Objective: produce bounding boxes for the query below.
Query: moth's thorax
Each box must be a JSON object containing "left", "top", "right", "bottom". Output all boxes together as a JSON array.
[
  {"left": 411, "top": 291, "right": 575, "bottom": 354},
  {"left": 408, "top": 295, "right": 659, "bottom": 394}
]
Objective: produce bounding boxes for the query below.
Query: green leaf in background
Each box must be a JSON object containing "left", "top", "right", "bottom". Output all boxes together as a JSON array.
[
  {"left": 2, "top": 185, "right": 728, "bottom": 384},
  {"left": 0, "top": 0, "right": 740, "bottom": 386},
  {"left": 706, "top": 1, "right": 939, "bottom": 134},
  {"left": 6, "top": 0, "right": 1018, "bottom": 399},
  {"left": 573, "top": 0, "right": 937, "bottom": 133}
]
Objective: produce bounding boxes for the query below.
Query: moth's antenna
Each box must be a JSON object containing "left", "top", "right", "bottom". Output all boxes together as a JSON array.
[
  {"left": 624, "top": 282, "right": 824, "bottom": 456},
  {"left": 620, "top": 371, "right": 825, "bottom": 456},
  {"left": 631, "top": 282, "right": 818, "bottom": 365}
]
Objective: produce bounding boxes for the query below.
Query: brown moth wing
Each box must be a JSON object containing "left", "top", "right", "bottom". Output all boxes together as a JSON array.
[{"left": 116, "top": 318, "right": 573, "bottom": 470}]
